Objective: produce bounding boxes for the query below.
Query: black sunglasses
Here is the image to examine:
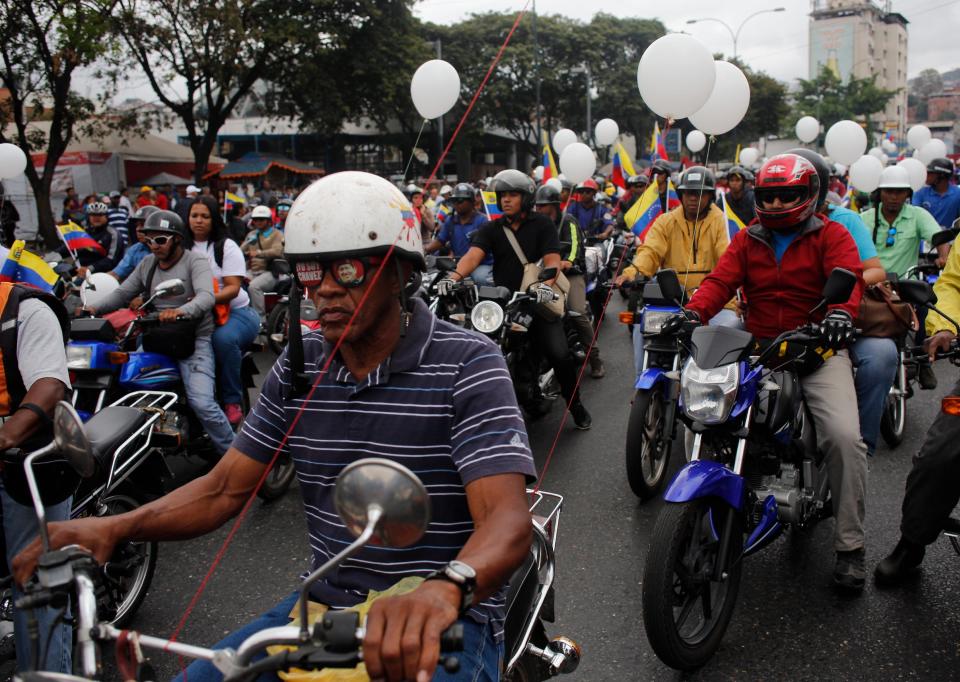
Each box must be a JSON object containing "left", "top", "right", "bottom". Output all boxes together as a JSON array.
[{"left": 758, "top": 188, "right": 804, "bottom": 205}]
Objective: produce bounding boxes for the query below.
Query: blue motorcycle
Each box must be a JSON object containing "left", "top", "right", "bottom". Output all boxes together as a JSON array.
[{"left": 640, "top": 268, "right": 859, "bottom": 671}]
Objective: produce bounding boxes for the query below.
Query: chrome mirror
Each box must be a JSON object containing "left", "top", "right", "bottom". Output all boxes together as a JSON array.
[{"left": 53, "top": 401, "right": 95, "bottom": 478}]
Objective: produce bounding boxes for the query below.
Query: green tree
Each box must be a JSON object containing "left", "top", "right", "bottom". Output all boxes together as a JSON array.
[
  {"left": 791, "top": 65, "right": 898, "bottom": 143},
  {"left": 908, "top": 68, "right": 943, "bottom": 120}
]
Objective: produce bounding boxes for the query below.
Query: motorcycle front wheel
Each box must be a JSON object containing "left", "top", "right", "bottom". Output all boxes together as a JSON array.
[
  {"left": 642, "top": 499, "right": 742, "bottom": 671},
  {"left": 257, "top": 452, "right": 296, "bottom": 502},
  {"left": 266, "top": 304, "right": 289, "bottom": 355},
  {"left": 880, "top": 375, "right": 906, "bottom": 448},
  {"left": 625, "top": 389, "right": 671, "bottom": 500}
]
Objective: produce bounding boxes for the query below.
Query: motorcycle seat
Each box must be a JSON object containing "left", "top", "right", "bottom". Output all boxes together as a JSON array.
[
  {"left": 84, "top": 406, "right": 150, "bottom": 468},
  {"left": 502, "top": 549, "right": 539, "bottom": 659}
]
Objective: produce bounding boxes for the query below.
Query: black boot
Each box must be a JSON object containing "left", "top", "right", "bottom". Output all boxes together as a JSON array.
[
  {"left": 569, "top": 400, "right": 592, "bottom": 430},
  {"left": 874, "top": 537, "right": 925, "bottom": 586},
  {"left": 833, "top": 548, "right": 866, "bottom": 593}
]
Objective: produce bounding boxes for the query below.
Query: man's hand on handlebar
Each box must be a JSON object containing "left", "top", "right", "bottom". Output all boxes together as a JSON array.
[
  {"left": 12, "top": 516, "right": 121, "bottom": 587},
  {"left": 925, "top": 330, "right": 956, "bottom": 362},
  {"left": 362, "top": 580, "right": 460, "bottom": 682},
  {"left": 158, "top": 308, "right": 184, "bottom": 324},
  {"left": 435, "top": 276, "right": 459, "bottom": 297},
  {"left": 821, "top": 310, "right": 855, "bottom": 349},
  {"left": 527, "top": 283, "right": 556, "bottom": 305},
  {"left": 660, "top": 309, "right": 700, "bottom": 335}
]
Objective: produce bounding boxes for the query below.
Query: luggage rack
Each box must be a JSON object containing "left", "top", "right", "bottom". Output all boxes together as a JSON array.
[{"left": 527, "top": 489, "right": 563, "bottom": 551}]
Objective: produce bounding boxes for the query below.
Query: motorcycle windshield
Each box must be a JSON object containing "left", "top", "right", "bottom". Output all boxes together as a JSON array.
[{"left": 690, "top": 325, "right": 754, "bottom": 370}]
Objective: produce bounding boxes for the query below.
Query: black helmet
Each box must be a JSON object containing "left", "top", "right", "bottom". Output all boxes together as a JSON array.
[
  {"left": 534, "top": 184, "right": 561, "bottom": 206},
  {"left": 492, "top": 169, "right": 536, "bottom": 211},
  {"left": 786, "top": 148, "right": 830, "bottom": 205},
  {"left": 626, "top": 174, "right": 649, "bottom": 188},
  {"left": 450, "top": 182, "right": 474, "bottom": 202},
  {"left": 676, "top": 166, "right": 716, "bottom": 194},
  {"left": 927, "top": 157, "right": 954, "bottom": 176},
  {"left": 142, "top": 209, "right": 186, "bottom": 238},
  {"left": 559, "top": 177, "right": 573, "bottom": 192},
  {"left": 132, "top": 204, "right": 160, "bottom": 222},
  {"left": 726, "top": 165, "right": 749, "bottom": 181},
  {"left": 650, "top": 159, "right": 672, "bottom": 175}
]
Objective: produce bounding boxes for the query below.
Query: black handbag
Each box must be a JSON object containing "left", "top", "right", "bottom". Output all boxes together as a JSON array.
[{"left": 141, "top": 258, "right": 199, "bottom": 360}]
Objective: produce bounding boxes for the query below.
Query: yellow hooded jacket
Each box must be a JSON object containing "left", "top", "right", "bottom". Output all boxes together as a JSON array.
[{"left": 927, "top": 238, "right": 960, "bottom": 336}]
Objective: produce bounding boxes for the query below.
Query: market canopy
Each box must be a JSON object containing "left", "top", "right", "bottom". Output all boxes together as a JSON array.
[
  {"left": 139, "top": 171, "right": 194, "bottom": 187},
  {"left": 211, "top": 151, "right": 324, "bottom": 180}
]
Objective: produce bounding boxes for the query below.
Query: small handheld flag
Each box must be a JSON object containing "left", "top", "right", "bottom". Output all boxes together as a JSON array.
[
  {"left": 720, "top": 193, "right": 746, "bottom": 241},
  {"left": 611, "top": 143, "right": 638, "bottom": 189},
  {"left": 0, "top": 241, "right": 59, "bottom": 293},
  {"left": 57, "top": 221, "right": 106, "bottom": 255},
  {"left": 541, "top": 131, "right": 559, "bottom": 182},
  {"left": 624, "top": 182, "right": 663, "bottom": 240},
  {"left": 482, "top": 191, "right": 503, "bottom": 220}
]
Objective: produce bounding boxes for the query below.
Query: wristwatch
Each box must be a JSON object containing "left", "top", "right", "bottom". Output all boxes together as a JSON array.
[{"left": 425, "top": 560, "right": 477, "bottom": 614}]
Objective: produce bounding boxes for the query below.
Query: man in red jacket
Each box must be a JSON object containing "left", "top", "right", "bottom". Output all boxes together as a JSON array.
[{"left": 683, "top": 154, "right": 870, "bottom": 592}]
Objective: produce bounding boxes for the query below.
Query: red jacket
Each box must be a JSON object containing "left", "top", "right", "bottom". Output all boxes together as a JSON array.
[{"left": 686, "top": 214, "right": 863, "bottom": 340}]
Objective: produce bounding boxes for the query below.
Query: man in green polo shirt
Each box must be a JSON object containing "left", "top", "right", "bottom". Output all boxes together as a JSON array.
[{"left": 861, "top": 165, "right": 949, "bottom": 389}]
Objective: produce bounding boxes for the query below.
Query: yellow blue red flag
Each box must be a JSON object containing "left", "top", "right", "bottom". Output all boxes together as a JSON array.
[
  {"left": 720, "top": 192, "right": 746, "bottom": 241},
  {"left": 57, "top": 221, "right": 106, "bottom": 255},
  {"left": 482, "top": 191, "right": 502, "bottom": 219},
  {"left": 541, "top": 131, "right": 559, "bottom": 181},
  {"left": 0, "top": 241, "right": 59, "bottom": 292},
  {"left": 611, "top": 143, "right": 638, "bottom": 189}
]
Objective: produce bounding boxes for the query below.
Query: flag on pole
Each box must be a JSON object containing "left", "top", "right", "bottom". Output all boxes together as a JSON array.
[
  {"left": 611, "top": 143, "right": 638, "bottom": 189},
  {"left": 435, "top": 202, "right": 450, "bottom": 224},
  {"left": 624, "top": 182, "right": 663, "bottom": 240},
  {"left": 541, "top": 131, "right": 559, "bottom": 182},
  {"left": 482, "top": 191, "right": 503, "bottom": 220},
  {"left": 720, "top": 193, "right": 746, "bottom": 241},
  {"left": 649, "top": 122, "right": 668, "bottom": 161},
  {"left": 0, "top": 241, "right": 59, "bottom": 293},
  {"left": 224, "top": 191, "right": 244, "bottom": 210},
  {"left": 734, "top": 144, "right": 742, "bottom": 164},
  {"left": 57, "top": 221, "right": 106, "bottom": 255}
]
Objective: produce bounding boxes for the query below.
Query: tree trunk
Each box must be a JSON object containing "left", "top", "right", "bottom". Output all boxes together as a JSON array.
[{"left": 34, "top": 188, "right": 59, "bottom": 251}]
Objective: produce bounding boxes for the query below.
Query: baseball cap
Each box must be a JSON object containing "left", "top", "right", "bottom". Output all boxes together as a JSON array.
[
  {"left": 140, "top": 185, "right": 152, "bottom": 193},
  {"left": 186, "top": 184, "right": 200, "bottom": 195}
]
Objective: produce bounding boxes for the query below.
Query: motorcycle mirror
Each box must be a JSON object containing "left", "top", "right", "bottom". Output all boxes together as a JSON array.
[
  {"left": 655, "top": 269, "right": 684, "bottom": 304},
  {"left": 334, "top": 458, "right": 430, "bottom": 548},
  {"left": 821, "top": 268, "right": 857, "bottom": 305},
  {"left": 53, "top": 401, "right": 96, "bottom": 479},
  {"left": 931, "top": 228, "right": 958, "bottom": 249},
  {"left": 538, "top": 267, "right": 558, "bottom": 282},
  {"left": 154, "top": 278, "right": 186, "bottom": 298},
  {"left": 894, "top": 279, "right": 937, "bottom": 307}
]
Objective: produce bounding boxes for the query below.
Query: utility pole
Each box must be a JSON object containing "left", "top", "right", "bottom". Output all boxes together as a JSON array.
[
  {"left": 533, "top": 0, "right": 541, "bottom": 149},
  {"left": 585, "top": 64, "right": 593, "bottom": 146}
]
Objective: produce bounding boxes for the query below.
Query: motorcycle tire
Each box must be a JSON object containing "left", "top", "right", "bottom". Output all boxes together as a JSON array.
[
  {"left": 642, "top": 500, "right": 742, "bottom": 671},
  {"left": 257, "top": 452, "right": 296, "bottom": 502},
  {"left": 625, "top": 389, "right": 671, "bottom": 500},
  {"left": 503, "top": 622, "right": 550, "bottom": 682},
  {"left": 93, "top": 495, "right": 158, "bottom": 627},
  {"left": 880, "top": 389, "right": 906, "bottom": 449},
  {"left": 266, "top": 304, "right": 289, "bottom": 355}
]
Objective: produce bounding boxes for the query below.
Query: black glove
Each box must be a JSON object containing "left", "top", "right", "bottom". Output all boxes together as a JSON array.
[
  {"left": 821, "top": 310, "right": 855, "bottom": 349},
  {"left": 660, "top": 309, "right": 700, "bottom": 335}
]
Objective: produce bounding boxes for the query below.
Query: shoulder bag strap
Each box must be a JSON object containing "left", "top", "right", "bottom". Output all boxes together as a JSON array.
[{"left": 501, "top": 225, "right": 531, "bottom": 266}]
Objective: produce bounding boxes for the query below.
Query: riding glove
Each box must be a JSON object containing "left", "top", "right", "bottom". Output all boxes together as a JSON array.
[
  {"left": 528, "top": 283, "right": 557, "bottom": 305},
  {"left": 436, "top": 276, "right": 459, "bottom": 297},
  {"left": 659, "top": 309, "right": 700, "bottom": 335},
  {"left": 821, "top": 310, "right": 855, "bottom": 349}
]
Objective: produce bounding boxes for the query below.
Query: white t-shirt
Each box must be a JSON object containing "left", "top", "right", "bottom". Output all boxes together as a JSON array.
[
  {"left": 190, "top": 239, "right": 251, "bottom": 310},
  {"left": 17, "top": 299, "right": 71, "bottom": 390}
]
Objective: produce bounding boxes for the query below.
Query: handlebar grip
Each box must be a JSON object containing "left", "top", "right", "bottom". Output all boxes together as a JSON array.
[{"left": 439, "top": 623, "right": 464, "bottom": 652}]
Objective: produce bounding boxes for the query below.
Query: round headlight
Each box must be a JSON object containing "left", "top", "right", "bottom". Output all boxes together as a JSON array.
[{"left": 470, "top": 300, "right": 505, "bottom": 334}]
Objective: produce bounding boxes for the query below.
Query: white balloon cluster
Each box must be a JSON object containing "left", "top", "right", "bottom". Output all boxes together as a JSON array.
[
  {"left": 558, "top": 143, "right": 597, "bottom": 185},
  {"left": 848, "top": 154, "right": 884, "bottom": 192},
  {"left": 897, "top": 158, "right": 927, "bottom": 191},
  {"left": 0, "top": 144, "right": 27, "bottom": 180},
  {"left": 552, "top": 129, "right": 577, "bottom": 155}
]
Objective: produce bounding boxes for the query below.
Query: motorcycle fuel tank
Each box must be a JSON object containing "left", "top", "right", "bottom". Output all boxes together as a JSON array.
[{"left": 119, "top": 351, "right": 181, "bottom": 389}]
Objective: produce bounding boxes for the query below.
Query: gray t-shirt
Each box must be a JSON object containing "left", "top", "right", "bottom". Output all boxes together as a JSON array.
[
  {"left": 95, "top": 250, "right": 216, "bottom": 337},
  {"left": 17, "top": 299, "right": 70, "bottom": 390}
]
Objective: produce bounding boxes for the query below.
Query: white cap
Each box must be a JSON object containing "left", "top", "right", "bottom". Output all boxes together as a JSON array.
[
  {"left": 251, "top": 205, "right": 273, "bottom": 219},
  {"left": 186, "top": 184, "right": 200, "bottom": 195},
  {"left": 877, "top": 166, "right": 911, "bottom": 190},
  {"left": 439, "top": 184, "right": 452, "bottom": 196}
]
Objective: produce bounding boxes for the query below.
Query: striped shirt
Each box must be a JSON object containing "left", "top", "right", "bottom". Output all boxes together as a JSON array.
[
  {"left": 107, "top": 207, "right": 129, "bottom": 250},
  {"left": 233, "top": 298, "right": 536, "bottom": 640}
]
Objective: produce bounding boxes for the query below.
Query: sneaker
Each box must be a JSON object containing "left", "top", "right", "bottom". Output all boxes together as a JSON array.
[
  {"left": 224, "top": 403, "right": 244, "bottom": 426},
  {"left": 918, "top": 362, "right": 938, "bottom": 390},
  {"left": 590, "top": 358, "right": 606, "bottom": 379},
  {"left": 833, "top": 548, "right": 866, "bottom": 592},
  {"left": 569, "top": 401, "right": 592, "bottom": 430},
  {"left": 874, "top": 537, "right": 925, "bottom": 586}
]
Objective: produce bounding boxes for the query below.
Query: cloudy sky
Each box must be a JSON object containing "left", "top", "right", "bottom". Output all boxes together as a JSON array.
[{"left": 413, "top": 0, "right": 960, "bottom": 83}]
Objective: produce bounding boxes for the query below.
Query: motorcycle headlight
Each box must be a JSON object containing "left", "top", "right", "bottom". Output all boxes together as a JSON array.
[
  {"left": 470, "top": 300, "right": 505, "bottom": 334},
  {"left": 642, "top": 309, "right": 676, "bottom": 334},
  {"left": 66, "top": 345, "right": 93, "bottom": 370},
  {"left": 680, "top": 357, "right": 739, "bottom": 424}
]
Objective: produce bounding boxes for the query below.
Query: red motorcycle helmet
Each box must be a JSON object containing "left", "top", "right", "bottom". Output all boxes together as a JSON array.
[
  {"left": 576, "top": 178, "right": 600, "bottom": 192},
  {"left": 754, "top": 154, "right": 821, "bottom": 229}
]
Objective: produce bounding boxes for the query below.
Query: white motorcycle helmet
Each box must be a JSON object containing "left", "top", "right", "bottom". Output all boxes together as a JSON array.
[
  {"left": 285, "top": 171, "right": 425, "bottom": 270},
  {"left": 250, "top": 205, "right": 273, "bottom": 220},
  {"left": 81, "top": 272, "right": 120, "bottom": 308}
]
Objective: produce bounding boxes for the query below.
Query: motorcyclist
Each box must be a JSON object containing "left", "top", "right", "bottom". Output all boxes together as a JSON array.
[
  {"left": 534, "top": 183, "right": 605, "bottom": 378},
  {"left": 424, "top": 183, "right": 494, "bottom": 285},
  {"left": 242, "top": 205, "right": 285, "bottom": 317},
  {"left": 82, "top": 210, "right": 236, "bottom": 456},
  {"left": 650, "top": 159, "right": 681, "bottom": 214},
  {"left": 724, "top": 165, "right": 756, "bottom": 226},
  {"left": 566, "top": 179, "right": 614, "bottom": 240},
  {"left": 275, "top": 198, "right": 292, "bottom": 230},
  {"left": 559, "top": 177, "right": 574, "bottom": 209},
  {"left": 678, "top": 153, "right": 870, "bottom": 592},
  {"left": 64, "top": 202, "right": 124, "bottom": 278},
  {"left": 110, "top": 205, "right": 158, "bottom": 281},
  {"left": 14, "top": 172, "right": 537, "bottom": 682},
  {"left": 438, "top": 168, "right": 593, "bottom": 429},
  {"left": 912, "top": 157, "right": 960, "bottom": 228}
]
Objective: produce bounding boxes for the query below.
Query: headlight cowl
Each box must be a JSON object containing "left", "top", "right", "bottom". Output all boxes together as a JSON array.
[{"left": 680, "top": 357, "right": 739, "bottom": 424}]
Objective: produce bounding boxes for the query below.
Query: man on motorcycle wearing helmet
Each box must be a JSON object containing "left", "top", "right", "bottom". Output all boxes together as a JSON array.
[
  {"left": 439, "top": 168, "right": 593, "bottom": 429},
  {"left": 82, "top": 210, "right": 236, "bottom": 456},
  {"left": 724, "top": 165, "right": 756, "bottom": 226},
  {"left": 424, "top": 182, "right": 494, "bottom": 285},
  {"left": 110, "top": 205, "right": 158, "bottom": 281},
  {"left": 535, "top": 183, "right": 605, "bottom": 378},
  {"left": 65, "top": 201, "right": 125, "bottom": 278},
  {"left": 243, "top": 204, "right": 285, "bottom": 317},
  {"left": 679, "top": 154, "right": 870, "bottom": 592},
  {"left": 912, "top": 156, "right": 960, "bottom": 228},
  {"left": 566, "top": 178, "right": 615, "bottom": 240},
  {"left": 16, "top": 173, "right": 537, "bottom": 682},
  {"left": 650, "top": 158, "right": 681, "bottom": 215}
]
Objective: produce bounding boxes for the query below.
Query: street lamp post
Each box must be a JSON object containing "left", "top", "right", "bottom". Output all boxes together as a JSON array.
[{"left": 686, "top": 7, "right": 785, "bottom": 59}]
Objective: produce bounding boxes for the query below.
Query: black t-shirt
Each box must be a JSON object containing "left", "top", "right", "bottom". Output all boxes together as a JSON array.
[{"left": 471, "top": 212, "right": 561, "bottom": 291}]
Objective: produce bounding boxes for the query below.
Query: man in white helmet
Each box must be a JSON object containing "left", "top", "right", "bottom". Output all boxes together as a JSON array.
[
  {"left": 14, "top": 172, "right": 536, "bottom": 682},
  {"left": 242, "top": 204, "right": 285, "bottom": 316}
]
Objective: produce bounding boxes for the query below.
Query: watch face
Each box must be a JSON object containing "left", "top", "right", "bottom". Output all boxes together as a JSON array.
[{"left": 448, "top": 560, "right": 477, "bottom": 580}]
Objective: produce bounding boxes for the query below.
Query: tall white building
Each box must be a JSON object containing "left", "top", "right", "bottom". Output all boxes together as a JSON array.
[{"left": 809, "top": 0, "right": 908, "bottom": 138}]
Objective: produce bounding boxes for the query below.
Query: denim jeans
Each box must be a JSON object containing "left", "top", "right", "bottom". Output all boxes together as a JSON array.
[
  {"left": 471, "top": 264, "right": 494, "bottom": 286},
  {"left": 632, "top": 308, "right": 741, "bottom": 377},
  {"left": 180, "top": 336, "right": 236, "bottom": 455},
  {"left": 0, "top": 485, "right": 72, "bottom": 673},
  {"left": 850, "top": 336, "right": 899, "bottom": 456},
  {"left": 173, "top": 591, "right": 503, "bottom": 682},
  {"left": 213, "top": 306, "right": 261, "bottom": 405},
  {"left": 248, "top": 272, "right": 278, "bottom": 316}
]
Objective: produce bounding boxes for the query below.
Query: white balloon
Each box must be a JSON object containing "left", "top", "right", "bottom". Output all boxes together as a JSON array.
[
  {"left": 918, "top": 138, "right": 948, "bottom": 165},
  {"left": 739, "top": 148, "right": 760, "bottom": 167},
  {"left": 907, "top": 124, "right": 932, "bottom": 150},
  {"left": 594, "top": 118, "right": 619, "bottom": 146},
  {"left": 823, "top": 120, "right": 867, "bottom": 166},
  {"left": 0, "top": 143, "right": 27, "bottom": 180},
  {"left": 533, "top": 165, "right": 544, "bottom": 181},
  {"left": 795, "top": 116, "right": 820, "bottom": 143},
  {"left": 545, "top": 178, "right": 562, "bottom": 192},
  {"left": 897, "top": 158, "right": 928, "bottom": 191},
  {"left": 848, "top": 154, "right": 884, "bottom": 193},
  {"left": 637, "top": 33, "right": 716, "bottom": 119},
  {"left": 552, "top": 129, "right": 577, "bottom": 155},
  {"left": 688, "top": 61, "right": 750, "bottom": 136},
  {"left": 410, "top": 60, "right": 460, "bottom": 120},
  {"left": 558, "top": 142, "right": 597, "bottom": 185},
  {"left": 881, "top": 139, "right": 897, "bottom": 153},
  {"left": 686, "top": 130, "right": 707, "bottom": 153},
  {"left": 81, "top": 273, "right": 120, "bottom": 309}
]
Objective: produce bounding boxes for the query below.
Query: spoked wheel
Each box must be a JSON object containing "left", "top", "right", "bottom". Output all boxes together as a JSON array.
[
  {"left": 642, "top": 500, "right": 742, "bottom": 671},
  {"left": 625, "top": 389, "right": 671, "bottom": 500},
  {"left": 93, "top": 495, "right": 158, "bottom": 627},
  {"left": 880, "top": 370, "right": 906, "bottom": 448},
  {"left": 266, "top": 304, "right": 289, "bottom": 355},
  {"left": 257, "top": 452, "right": 296, "bottom": 502}
]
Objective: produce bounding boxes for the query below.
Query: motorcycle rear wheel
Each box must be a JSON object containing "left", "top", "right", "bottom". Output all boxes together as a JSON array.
[
  {"left": 266, "top": 304, "right": 289, "bottom": 355},
  {"left": 880, "top": 387, "right": 906, "bottom": 448},
  {"left": 625, "top": 389, "right": 671, "bottom": 500},
  {"left": 642, "top": 499, "right": 742, "bottom": 671},
  {"left": 257, "top": 452, "right": 296, "bottom": 502},
  {"left": 94, "top": 495, "right": 158, "bottom": 627}
]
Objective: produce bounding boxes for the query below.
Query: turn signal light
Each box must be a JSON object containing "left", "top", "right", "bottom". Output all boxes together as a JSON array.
[
  {"left": 107, "top": 352, "right": 129, "bottom": 365},
  {"left": 619, "top": 311, "right": 634, "bottom": 325},
  {"left": 942, "top": 396, "right": 960, "bottom": 415}
]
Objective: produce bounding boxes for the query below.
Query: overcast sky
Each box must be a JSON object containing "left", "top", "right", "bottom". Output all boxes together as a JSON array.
[{"left": 413, "top": 0, "right": 960, "bottom": 82}]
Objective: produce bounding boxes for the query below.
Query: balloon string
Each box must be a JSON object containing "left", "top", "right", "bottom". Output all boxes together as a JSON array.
[
  {"left": 401, "top": 119, "right": 429, "bottom": 185},
  {"left": 681, "top": 135, "right": 714, "bottom": 293}
]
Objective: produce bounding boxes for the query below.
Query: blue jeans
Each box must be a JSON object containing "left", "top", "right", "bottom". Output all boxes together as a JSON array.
[
  {"left": 0, "top": 485, "right": 72, "bottom": 673},
  {"left": 471, "top": 264, "right": 494, "bottom": 287},
  {"left": 632, "top": 308, "right": 741, "bottom": 376},
  {"left": 212, "top": 306, "right": 260, "bottom": 405},
  {"left": 174, "top": 591, "right": 502, "bottom": 682},
  {"left": 850, "top": 336, "right": 899, "bottom": 456},
  {"left": 180, "top": 337, "right": 236, "bottom": 456}
]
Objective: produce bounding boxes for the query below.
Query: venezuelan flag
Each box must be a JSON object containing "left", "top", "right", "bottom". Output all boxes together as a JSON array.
[
  {"left": 611, "top": 143, "right": 638, "bottom": 189},
  {"left": 720, "top": 192, "right": 746, "bottom": 241},
  {"left": 57, "top": 221, "right": 106, "bottom": 255},
  {"left": 482, "top": 191, "right": 503, "bottom": 220},
  {"left": 435, "top": 202, "right": 450, "bottom": 224},
  {"left": 224, "top": 191, "right": 244, "bottom": 210},
  {"left": 541, "top": 131, "right": 559, "bottom": 182},
  {"left": 0, "top": 241, "right": 59, "bottom": 293},
  {"left": 624, "top": 182, "right": 663, "bottom": 240},
  {"left": 649, "top": 122, "right": 668, "bottom": 162}
]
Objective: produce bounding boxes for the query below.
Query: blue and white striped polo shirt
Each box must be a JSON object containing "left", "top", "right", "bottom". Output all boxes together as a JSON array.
[
  {"left": 234, "top": 297, "right": 537, "bottom": 639},
  {"left": 107, "top": 207, "right": 129, "bottom": 249}
]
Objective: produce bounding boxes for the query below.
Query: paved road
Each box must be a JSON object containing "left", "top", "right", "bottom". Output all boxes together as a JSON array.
[{"left": 127, "top": 297, "right": 960, "bottom": 681}]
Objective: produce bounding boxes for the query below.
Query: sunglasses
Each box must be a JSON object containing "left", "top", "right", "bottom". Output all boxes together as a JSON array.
[
  {"left": 758, "top": 188, "right": 804, "bottom": 205},
  {"left": 144, "top": 234, "right": 175, "bottom": 246},
  {"left": 884, "top": 226, "right": 897, "bottom": 247},
  {"left": 295, "top": 257, "right": 384, "bottom": 289}
]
